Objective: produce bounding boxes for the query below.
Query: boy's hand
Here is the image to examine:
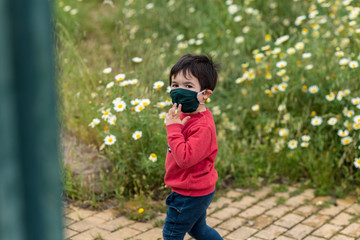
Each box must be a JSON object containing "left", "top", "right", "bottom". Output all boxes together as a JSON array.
[{"left": 165, "top": 103, "right": 191, "bottom": 126}]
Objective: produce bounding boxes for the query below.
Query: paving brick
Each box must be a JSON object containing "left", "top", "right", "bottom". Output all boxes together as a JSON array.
[
  {"left": 129, "top": 222, "right": 153, "bottom": 232},
  {"left": 207, "top": 216, "right": 223, "bottom": 227},
  {"left": 70, "top": 227, "right": 110, "bottom": 240},
  {"left": 67, "top": 209, "right": 97, "bottom": 221},
  {"left": 211, "top": 207, "right": 241, "bottom": 220},
  {"left": 277, "top": 236, "right": 295, "bottom": 240},
  {"left": 64, "top": 228, "right": 78, "bottom": 239},
  {"left": 252, "top": 215, "right": 276, "bottom": 229},
  {"left": 302, "top": 189, "right": 315, "bottom": 199},
  {"left": 318, "top": 204, "right": 347, "bottom": 217},
  {"left": 104, "top": 227, "right": 140, "bottom": 240},
  {"left": 284, "top": 224, "right": 314, "bottom": 239},
  {"left": 131, "top": 227, "right": 162, "bottom": 240},
  {"left": 274, "top": 213, "right": 305, "bottom": 229},
  {"left": 255, "top": 225, "right": 287, "bottom": 239},
  {"left": 304, "top": 236, "right": 326, "bottom": 240},
  {"left": 302, "top": 214, "right": 330, "bottom": 228},
  {"left": 331, "top": 234, "right": 355, "bottom": 240},
  {"left": 214, "top": 228, "right": 229, "bottom": 239},
  {"left": 232, "top": 196, "right": 257, "bottom": 210},
  {"left": 312, "top": 223, "right": 343, "bottom": 239},
  {"left": 64, "top": 217, "right": 76, "bottom": 227},
  {"left": 345, "top": 204, "right": 360, "bottom": 215},
  {"left": 226, "top": 190, "right": 243, "bottom": 199},
  {"left": 285, "top": 195, "right": 308, "bottom": 207},
  {"left": 265, "top": 205, "right": 293, "bottom": 218},
  {"left": 210, "top": 197, "right": 232, "bottom": 209},
  {"left": 98, "top": 216, "right": 135, "bottom": 231},
  {"left": 330, "top": 212, "right": 354, "bottom": 226},
  {"left": 257, "top": 196, "right": 278, "bottom": 209},
  {"left": 92, "top": 208, "right": 119, "bottom": 221},
  {"left": 68, "top": 216, "right": 106, "bottom": 232},
  {"left": 253, "top": 186, "right": 272, "bottom": 200},
  {"left": 294, "top": 205, "right": 318, "bottom": 217},
  {"left": 239, "top": 205, "right": 267, "bottom": 219},
  {"left": 337, "top": 197, "right": 357, "bottom": 208},
  {"left": 340, "top": 223, "right": 360, "bottom": 238},
  {"left": 218, "top": 217, "right": 246, "bottom": 231},
  {"left": 226, "top": 226, "right": 257, "bottom": 240}
]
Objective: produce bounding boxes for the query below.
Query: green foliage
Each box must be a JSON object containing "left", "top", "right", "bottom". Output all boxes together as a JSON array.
[{"left": 56, "top": 0, "right": 360, "bottom": 201}]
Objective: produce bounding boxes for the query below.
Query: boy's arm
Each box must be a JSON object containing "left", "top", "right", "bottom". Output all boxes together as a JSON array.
[{"left": 166, "top": 123, "right": 212, "bottom": 169}]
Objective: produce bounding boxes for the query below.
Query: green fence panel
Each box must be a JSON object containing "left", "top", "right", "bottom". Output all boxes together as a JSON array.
[{"left": 0, "top": 0, "right": 63, "bottom": 240}]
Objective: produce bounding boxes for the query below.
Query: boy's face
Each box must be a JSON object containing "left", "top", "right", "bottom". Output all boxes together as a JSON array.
[
  {"left": 170, "top": 70, "right": 212, "bottom": 110},
  {"left": 170, "top": 70, "right": 201, "bottom": 92}
]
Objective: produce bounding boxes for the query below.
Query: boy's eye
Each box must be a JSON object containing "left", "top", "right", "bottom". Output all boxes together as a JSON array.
[
  {"left": 171, "top": 84, "right": 178, "bottom": 88},
  {"left": 185, "top": 85, "right": 192, "bottom": 88}
]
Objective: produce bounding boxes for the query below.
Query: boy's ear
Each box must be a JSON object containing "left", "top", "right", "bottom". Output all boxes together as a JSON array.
[{"left": 203, "top": 89, "right": 213, "bottom": 100}]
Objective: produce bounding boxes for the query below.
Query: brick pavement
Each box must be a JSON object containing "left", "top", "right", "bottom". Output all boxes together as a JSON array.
[{"left": 63, "top": 186, "right": 360, "bottom": 240}]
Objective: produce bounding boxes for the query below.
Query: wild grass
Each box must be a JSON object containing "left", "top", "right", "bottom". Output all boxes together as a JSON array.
[{"left": 56, "top": 0, "right": 360, "bottom": 204}]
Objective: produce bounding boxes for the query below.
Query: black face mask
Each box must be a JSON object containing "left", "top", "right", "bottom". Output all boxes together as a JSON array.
[{"left": 170, "top": 88, "right": 206, "bottom": 113}]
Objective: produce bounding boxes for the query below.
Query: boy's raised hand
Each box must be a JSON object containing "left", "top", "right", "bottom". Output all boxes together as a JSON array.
[{"left": 165, "top": 103, "right": 191, "bottom": 126}]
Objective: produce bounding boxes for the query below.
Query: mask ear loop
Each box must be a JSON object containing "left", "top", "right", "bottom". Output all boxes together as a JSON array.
[{"left": 198, "top": 89, "right": 207, "bottom": 105}]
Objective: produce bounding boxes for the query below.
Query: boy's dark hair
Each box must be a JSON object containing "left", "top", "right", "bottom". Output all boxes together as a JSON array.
[{"left": 169, "top": 54, "right": 219, "bottom": 91}]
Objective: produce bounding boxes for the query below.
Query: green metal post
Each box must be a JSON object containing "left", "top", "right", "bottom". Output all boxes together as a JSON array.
[{"left": 0, "top": 0, "right": 63, "bottom": 240}]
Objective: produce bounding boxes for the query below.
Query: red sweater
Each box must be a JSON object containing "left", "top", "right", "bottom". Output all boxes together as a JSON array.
[{"left": 164, "top": 108, "right": 218, "bottom": 197}]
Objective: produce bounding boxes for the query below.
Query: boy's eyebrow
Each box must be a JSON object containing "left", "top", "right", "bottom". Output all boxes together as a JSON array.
[{"left": 171, "top": 81, "right": 194, "bottom": 85}]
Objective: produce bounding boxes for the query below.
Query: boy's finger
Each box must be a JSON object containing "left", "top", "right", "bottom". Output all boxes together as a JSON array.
[{"left": 178, "top": 104, "right": 182, "bottom": 114}]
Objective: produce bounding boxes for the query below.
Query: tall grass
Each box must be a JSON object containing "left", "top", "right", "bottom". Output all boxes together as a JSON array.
[{"left": 57, "top": 0, "right": 360, "bottom": 201}]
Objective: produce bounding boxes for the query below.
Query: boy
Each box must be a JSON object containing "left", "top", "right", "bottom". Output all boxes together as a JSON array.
[{"left": 163, "top": 54, "right": 223, "bottom": 240}]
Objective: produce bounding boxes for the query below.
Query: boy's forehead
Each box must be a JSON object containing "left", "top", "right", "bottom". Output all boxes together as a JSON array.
[{"left": 172, "top": 70, "right": 197, "bottom": 82}]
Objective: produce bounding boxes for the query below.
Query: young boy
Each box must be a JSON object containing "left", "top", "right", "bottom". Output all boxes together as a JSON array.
[{"left": 163, "top": 54, "right": 223, "bottom": 240}]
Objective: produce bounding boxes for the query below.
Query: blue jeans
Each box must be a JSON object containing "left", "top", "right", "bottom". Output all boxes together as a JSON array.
[{"left": 163, "top": 191, "right": 223, "bottom": 240}]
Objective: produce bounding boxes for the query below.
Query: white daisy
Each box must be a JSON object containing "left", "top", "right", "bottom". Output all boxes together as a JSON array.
[
  {"left": 339, "top": 58, "right": 350, "bottom": 66},
  {"left": 278, "top": 104, "right": 286, "bottom": 112},
  {"left": 301, "top": 142, "right": 309, "bottom": 148},
  {"left": 132, "top": 131, "right": 142, "bottom": 140},
  {"left": 276, "top": 61, "right": 287, "bottom": 68},
  {"left": 140, "top": 99, "right": 151, "bottom": 107},
  {"left": 288, "top": 140, "right": 298, "bottom": 149},
  {"left": 337, "top": 129, "right": 349, "bottom": 137},
  {"left": 235, "top": 36, "right": 244, "bottom": 44},
  {"left": 278, "top": 83, "right": 288, "bottom": 92},
  {"left": 108, "top": 115, "right": 117, "bottom": 125},
  {"left": 302, "top": 53, "right": 312, "bottom": 59},
  {"left": 351, "top": 98, "right": 360, "bottom": 105},
  {"left": 311, "top": 116, "right": 323, "bottom": 126},
  {"left": 326, "top": 92, "right": 335, "bottom": 101},
  {"left": 112, "top": 97, "right": 123, "bottom": 105},
  {"left": 103, "top": 67, "right": 112, "bottom": 74},
  {"left": 135, "top": 104, "right": 145, "bottom": 112},
  {"left": 106, "top": 81, "right": 114, "bottom": 89},
  {"left": 132, "top": 57, "right": 143, "bottom": 63},
  {"left": 159, "top": 112, "right": 166, "bottom": 119},
  {"left": 228, "top": 4, "right": 238, "bottom": 14},
  {"left": 153, "top": 81, "right": 164, "bottom": 89},
  {"left": 149, "top": 153, "right": 157, "bottom": 162},
  {"left": 354, "top": 115, "right": 360, "bottom": 123},
  {"left": 302, "top": 135, "right": 311, "bottom": 142},
  {"left": 354, "top": 158, "right": 360, "bottom": 168},
  {"left": 353, "top": 123, "right": 360, "bottom": 130},
  {"left": 341, "top": 136, "right": 352, "bottom": 145},
  {"left": 251, "top": 104, "right": 260, "bottom": 112},
  {"left": 337, "top": 91, "right": 344, "bottom": 101},
  {"left": 295, "top": 42, "right": 305, "bottom": 50},
  {"left": 89, "top": 118, "right": 100, "bottom": 128},
  {"left": 113, "top": 101, "right": 126, "bottom": 112},
  {"left": 101, "top": 109, "right": 112, "bottom": 120},
  {"left": 104, "top": 134, "right": 116, "bottom": 145},
  {"left": 287, "top": 48, "right": 296, "bottom": 55},
  {"left": 309, "top": 85, "right": 319, "bottom": 94},
  {"left": 279, "top": 128, "right": 289, "bottom": 137},
  {"left": 131, "top": 98, "right": 141, "bottom": 105},
  {"left": 349, "top": 61, "right": 359, "bottom": 68},
  {"left": 327, "top": 117, "right": 338, "bottom": 125},
  {"left": 115, "top": 73, "right": 126, "bottom": 81}
]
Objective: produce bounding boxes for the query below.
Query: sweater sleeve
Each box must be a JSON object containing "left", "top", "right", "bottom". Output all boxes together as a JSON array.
[{"left": 166, "top": 123, "right": 212, "bottom": 169}]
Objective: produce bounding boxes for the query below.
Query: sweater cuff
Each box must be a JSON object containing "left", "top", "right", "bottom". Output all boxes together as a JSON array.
[{"left": 166, "top": 123, "right": 184, "bottom": 132}]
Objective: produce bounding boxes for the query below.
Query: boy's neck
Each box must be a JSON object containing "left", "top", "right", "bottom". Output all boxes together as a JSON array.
[{"left": 187, "top": 104, "right": 207, "bottom": 114}]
